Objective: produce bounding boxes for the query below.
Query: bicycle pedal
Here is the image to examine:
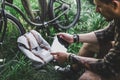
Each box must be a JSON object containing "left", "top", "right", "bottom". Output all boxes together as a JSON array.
[{"left": 34, "top": 16, "right": 41, "bottom": 23}]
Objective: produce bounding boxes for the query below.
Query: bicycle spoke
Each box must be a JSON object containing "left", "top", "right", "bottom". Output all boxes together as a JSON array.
[
  {"left": 64, "top": 14, "right": 70, "bottom": 25},
  {"left": 60, "top": 0, "right": 71, "bottom": 5},
  {"left": 49, "top": 0, "right": 80, "bottom": 29},
  {"left": 55, "top": 0, "right": 63, "bottom": 4}
]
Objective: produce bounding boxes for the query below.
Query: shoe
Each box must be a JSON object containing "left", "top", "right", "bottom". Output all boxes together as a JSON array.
[
  {"left": 54, "top": 65, "right": 76, "bottom": 75},
  {"left": 54, "top": 65, "right": 82, "bottom": 79}
]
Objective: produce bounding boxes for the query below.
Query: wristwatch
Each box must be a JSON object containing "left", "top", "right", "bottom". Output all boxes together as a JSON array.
[{"left": 73, "top": 34, "right": 79, "bottom": 43}]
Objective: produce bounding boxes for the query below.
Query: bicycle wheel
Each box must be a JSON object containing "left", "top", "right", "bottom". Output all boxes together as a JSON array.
[
  {"left": 0, "top": 13, "right": 25, "bottom": 66},
  {"left": 49, "top": 0, "right": 81, "bottom": 29}
]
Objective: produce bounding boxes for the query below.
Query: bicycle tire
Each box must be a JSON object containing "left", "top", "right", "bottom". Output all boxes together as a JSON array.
[
  {"left": 6, "top": 0, "right": 13, "bottom": 4},
  {"left": 0, "top": 13, "right": 25, "bottom": 67},
  {"left": 49, "top": 0, "right": 81, "bottom": 29}
]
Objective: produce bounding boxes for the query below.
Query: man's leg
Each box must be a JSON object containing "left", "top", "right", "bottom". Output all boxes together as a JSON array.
[
  {"left": 78, "top": 41, "right": 113, "bottom": 57},
  {"left": 77, "top": 42, "right": 114, "bottom": 80},
  {"left": 78, "top": 43, "right": 99, "bottom": 57},
  {"left": 78, "top": 70, "right": 104, "bottom": 80},
  {"left": 78, "top": 70, "right": 120, "bottom": 80}
]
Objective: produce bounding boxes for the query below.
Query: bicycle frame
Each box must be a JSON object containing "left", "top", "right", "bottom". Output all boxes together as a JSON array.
[
  {"left": 0, "top": 0, "right": 26, "bottom": 44},
  {"left": 0, "top": 0, "right": 72, "bottom": 44},
  {"left": 0, "top": 0, "right": 8, "bottom": 44},
  {"left": 4, "top": 0, "right": 70, "bottom": 28},
  {"left": 21, "top": 0, "right": 48, "bottom": 23}
]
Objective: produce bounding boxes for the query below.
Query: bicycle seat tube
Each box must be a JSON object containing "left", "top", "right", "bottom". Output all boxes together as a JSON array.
[
  {"left": 21, "top": 0, "right": 48, "bottom": 23},
  {"left": 38, "top": 0, "right": 48, "bottom": 23},
  {"left": 21, "top": 0, "right": 35, "bottom": 21}
]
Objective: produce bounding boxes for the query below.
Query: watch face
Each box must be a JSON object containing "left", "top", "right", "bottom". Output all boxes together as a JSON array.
[{"left": 73, "top": 34, "right": 79, "bottom": 42}]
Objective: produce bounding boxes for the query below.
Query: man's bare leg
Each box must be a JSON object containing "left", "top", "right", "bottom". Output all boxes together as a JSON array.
[
  {"left": 78, "top": 43, "right": 99, "bottom": 57},
  {"left": 77, "top": 42, "right": 114, "bottom": 80},
  {"left": 78, "top": 70, "right": 103, "bottom": 80}
]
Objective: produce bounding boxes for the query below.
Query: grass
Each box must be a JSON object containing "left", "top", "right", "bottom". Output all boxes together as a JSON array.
[{"left": 0, "top": 0, "right": 108, "bottom": 80}]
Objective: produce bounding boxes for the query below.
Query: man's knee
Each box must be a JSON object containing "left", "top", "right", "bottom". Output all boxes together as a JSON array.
[
  {"left": 78, "top": 43, "right": 99, "bottom": 57},
  {"left": 78, "top": 71, "right": 102, "bottom": 80},
  {"left": 82, "top": 43, "right": 99, "bottom": 52}
]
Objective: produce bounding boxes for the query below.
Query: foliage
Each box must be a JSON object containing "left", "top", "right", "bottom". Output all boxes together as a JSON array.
[{"left": 0, "top": 0, "right": 108, "bottom": 80}]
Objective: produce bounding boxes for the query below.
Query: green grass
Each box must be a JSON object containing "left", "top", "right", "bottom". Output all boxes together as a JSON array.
[{"left": 0, "top": 0, "right": 108, "bottom": 80}]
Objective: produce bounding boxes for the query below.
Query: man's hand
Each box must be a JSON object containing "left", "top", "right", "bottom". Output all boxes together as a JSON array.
[
  {"left": 51, "top": 52, "right": 70, "bottom": 63},
  {"left": 57, "top": 33, "right": 74, "bottom": 44}
]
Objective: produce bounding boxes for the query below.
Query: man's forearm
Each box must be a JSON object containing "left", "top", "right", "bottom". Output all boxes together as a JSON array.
[
  {"left": 78, "top": 32, "right": 98, "bottom": 43},
  {"left": 68, "top": 54, "right": 99, "bottom": 69}
]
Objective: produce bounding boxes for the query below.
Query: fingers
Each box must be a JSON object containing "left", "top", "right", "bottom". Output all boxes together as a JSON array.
[
  {"left": 57, "top": 33, "right": 66, "bottom": 38},
  {"left": 51, "top": 52, "right": 59, "bottom": 62},
  {"left": 51, "top": 52, "right": 69, "bottom": 63},
  {"left": 51, "top": 52, "right": 58, "bottom": 55},
  {"left": 51, "top": 52, "right": 58, "bottom": 59},
  {"left": 53, "top": 55, "right": 58, "bottom": 61}
]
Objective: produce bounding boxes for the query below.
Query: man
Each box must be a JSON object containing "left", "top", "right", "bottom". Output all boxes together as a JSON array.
[{"left": 51, "top": 0, "right": 120, "bottom": 80}]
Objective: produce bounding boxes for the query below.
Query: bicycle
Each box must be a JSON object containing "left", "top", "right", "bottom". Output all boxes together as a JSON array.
[
  {"left": 0, "top": 0, "right": 26, "bottom": 73},
  {"left": 0, "top": 0, "right": 81, "bottom": 71},
  {"left": 8, "top": 0, "right": 81, "bottom": 41},
  {"left": 21, "top": 0, "right": 81, "bottom": 29}
]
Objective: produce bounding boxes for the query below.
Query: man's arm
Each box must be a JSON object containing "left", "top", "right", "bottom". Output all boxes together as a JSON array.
[
  {"left": 77, "top": 21, "right": 115, "bottom": 44},
  {"left": 70, "top": 23, "right": 116, "bottom": 76},
  {"left": 78, "top": 25, "right": 115, "bottom": 44},
  {"left": 68, "top": 49, "right": 119, "bottom": 76},
  {"left": 78, "top": 32, "right": 98, "bottom": 43}
]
